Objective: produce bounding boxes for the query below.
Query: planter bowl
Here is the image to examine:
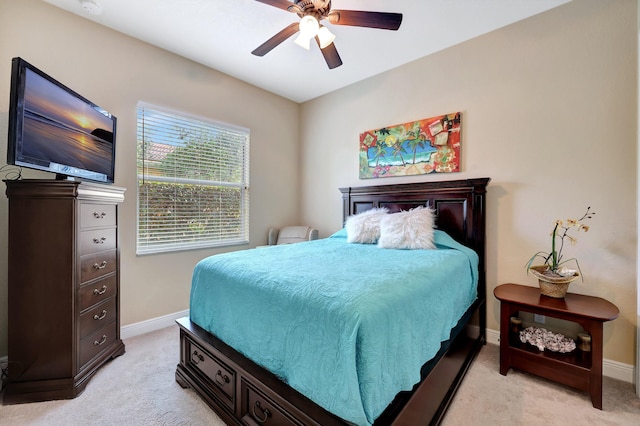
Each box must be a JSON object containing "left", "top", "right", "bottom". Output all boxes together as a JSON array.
[{"left": 529, "top": 265, "right": 580, "bottom": 298}]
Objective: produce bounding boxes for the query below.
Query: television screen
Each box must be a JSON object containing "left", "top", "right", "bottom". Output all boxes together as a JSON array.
[{"left": 7, "top": 57, "right": 116, "bottom": 183}]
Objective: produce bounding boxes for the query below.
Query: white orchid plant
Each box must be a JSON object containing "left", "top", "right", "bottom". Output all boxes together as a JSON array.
[{"left": 526, "top": 206, "right": 595, "bottom": 279}]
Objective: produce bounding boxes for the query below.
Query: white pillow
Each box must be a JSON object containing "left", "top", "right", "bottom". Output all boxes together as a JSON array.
[
  {"left": 377, "top": 206, "right": 436, "bottom": 249},
  {"left": 345, "top": 207, "right": 389, "bottom": 244}
]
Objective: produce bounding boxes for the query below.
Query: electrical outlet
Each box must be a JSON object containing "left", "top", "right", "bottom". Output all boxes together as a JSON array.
[{"left": 534, "top": 314, "right": 545, "bottom": 323}]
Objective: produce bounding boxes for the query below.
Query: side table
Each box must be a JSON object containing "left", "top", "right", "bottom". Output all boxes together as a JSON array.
[{"left": 494, "top": 283, "right": 619, "bottom": 409}]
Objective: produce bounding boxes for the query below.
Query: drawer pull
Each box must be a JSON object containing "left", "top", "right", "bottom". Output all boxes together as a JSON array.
[
  {"left": 191, "top": 350, "right": 205, "bottom": 365},
  {"left": 93, "top": 212, "right": 107, "bottom": 219},
  {"left": 94, "top": 310, "right": 107, "bottom": 321},
  {"left": 93, "top": 237, "right": 107, "bottom": 244},
  {"left": 94, "top": 335, "right": 107, "bottom": 346},
  {"left": 215, "top": 370, "right": 230, "bottom": 387},
  {"left": 252, "top": 401, "right": 271, "bottom": 423},
  {"left": 94, "top": 285, "right": 108, "bottom": 295},
  {"left": 93, "top": 261, "right": 108, "bottom": 270}
]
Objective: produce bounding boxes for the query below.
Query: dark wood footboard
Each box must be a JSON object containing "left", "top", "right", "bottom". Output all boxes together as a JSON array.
[{"left": 176, "top": 178, "right": 490, "bottom": 425}]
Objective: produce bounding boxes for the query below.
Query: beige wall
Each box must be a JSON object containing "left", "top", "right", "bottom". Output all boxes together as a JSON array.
[
  {"left": 0, "top": 0, "right": 300, "bottom": 356},
  {"left": 300, "top": 0, "right": 638, "bottom": 365}
]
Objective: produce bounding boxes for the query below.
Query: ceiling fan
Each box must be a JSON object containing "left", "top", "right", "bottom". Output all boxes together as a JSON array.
[{"left": 251, "top": 0, "right": 403, "bottom": 69}]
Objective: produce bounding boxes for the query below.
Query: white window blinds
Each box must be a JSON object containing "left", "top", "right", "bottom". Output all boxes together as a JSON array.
[{"left": 136, "top": 104, "right": 249, "bottom": 255}]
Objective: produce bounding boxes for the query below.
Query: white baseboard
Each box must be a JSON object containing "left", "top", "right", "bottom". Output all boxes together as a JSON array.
[
  {"left": 602, "top": 358, "right": 636, "bottom": 384},
  {"left": 486, "top": 328, "right": 635, "bottom": 384},
  {"left": 120, "top": 309, "right": 189, "bottom": 340}
]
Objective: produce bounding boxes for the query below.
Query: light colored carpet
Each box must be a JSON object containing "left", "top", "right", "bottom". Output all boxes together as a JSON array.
[
  {"left": 0, "top": 326, "right": 224, "bottom": 426},
  {"left": 1, "top": 325, "right": 638, "bottom": 425},
  {"left": 442, "top": 344, "right": 640, "bottom": 426}
]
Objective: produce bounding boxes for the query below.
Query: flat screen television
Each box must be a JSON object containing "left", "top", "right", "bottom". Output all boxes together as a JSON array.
[{"left": 7, "top": 57, "right": 116, "bottom": 183}]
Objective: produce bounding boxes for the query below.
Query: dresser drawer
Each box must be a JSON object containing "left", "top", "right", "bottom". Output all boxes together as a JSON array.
[
  {"left": 240, "top": 380, "right": 306, "bottom": 426},
  {"left": 187, "top": 339, "right": 236, "bottom": 409},
  {"left": 80, "top": 321, "right": 118, "bottom": 367},
  {"left": 80, "top": 228, "right": 116, "bottom": 255},
  {"left": 80, "top": 203, "right": 117, "bottom": 228},
  {"left": 79, "top": 297, "right": 117, "bottom": 339},
  {"left": 79, "top": 274, "right": 117, "bottom": 312},
  {"left": 80, "top": 250, "right": 117, "bottom": 283}
]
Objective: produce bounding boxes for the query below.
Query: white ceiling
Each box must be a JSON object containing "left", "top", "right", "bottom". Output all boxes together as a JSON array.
[{"left": 42, "top": 0, "right": 570, "bottom": 103}]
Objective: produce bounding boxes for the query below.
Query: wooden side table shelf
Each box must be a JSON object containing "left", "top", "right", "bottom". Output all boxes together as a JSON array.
[{"left": 494, "top": 283, "right": 619, "bottom": 409}]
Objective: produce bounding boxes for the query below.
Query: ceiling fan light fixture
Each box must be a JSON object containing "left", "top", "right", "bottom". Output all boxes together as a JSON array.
[
  {"left": 294, "top": 33, "right": 312, "bottom": 50},
  {"left": 298, "top": 15, "right": 320, "bottom": 37},
  {"left": 317, "top": 26, "right": 336, "bottom": 49},
  {"left": 294, "top": 15, "right": 320, "bottom": 50}
]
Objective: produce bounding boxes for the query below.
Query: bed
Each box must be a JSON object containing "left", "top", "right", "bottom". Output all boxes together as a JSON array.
[{"left": 175, "top": 178, "right": 490, "bottom": 425}]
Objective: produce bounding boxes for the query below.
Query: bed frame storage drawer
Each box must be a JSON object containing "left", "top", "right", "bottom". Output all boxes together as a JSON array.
[
  {"left": 240, "top": 380, "right": 310, "bottom": 426},
  {"left": 186, "top": 339, "right": 236, "bottom": 409}
]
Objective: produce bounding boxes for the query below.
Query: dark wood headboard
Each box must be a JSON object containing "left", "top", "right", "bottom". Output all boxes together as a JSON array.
[
  {"left": 339, "top": 177, "right": 491, "bottom": 311},
  {"left": 340, "top": 178, "right": 489, "bottom": 251}
]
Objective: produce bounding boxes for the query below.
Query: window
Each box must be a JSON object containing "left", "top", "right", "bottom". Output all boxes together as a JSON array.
[{"left": 136, "top": 103, "right": 249, "bottom": 255}]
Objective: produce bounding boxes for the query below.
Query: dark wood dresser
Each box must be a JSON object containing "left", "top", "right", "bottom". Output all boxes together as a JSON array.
[{"left": 3, "top": 179, "right": 126, "bottom": 404}]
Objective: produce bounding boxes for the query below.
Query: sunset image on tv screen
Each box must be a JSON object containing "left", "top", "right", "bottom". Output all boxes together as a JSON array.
[{"left": 18, "top": 68, "right": 114, "bottom": 181}]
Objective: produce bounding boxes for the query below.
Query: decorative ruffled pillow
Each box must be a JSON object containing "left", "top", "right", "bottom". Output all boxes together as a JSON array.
[
  {"left": 345, "top": 207, "right": 389, "bottom": 244},
  {"left": 377, "top": 206, "right": 436, "bottom": 249}
]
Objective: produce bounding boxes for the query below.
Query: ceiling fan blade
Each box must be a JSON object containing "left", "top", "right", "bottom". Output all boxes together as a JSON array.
[
  {"left": 328, "top": 10, "right": 403, "bottom": 30},
  {"left": 254, "top": 0, "right": 293, "bottom": 12},
  {"left": 316, "top": 37, "right": 342, "bottom": 69},
  {"left": 252, "top": 22, "right": 299, "bottom": 56}
]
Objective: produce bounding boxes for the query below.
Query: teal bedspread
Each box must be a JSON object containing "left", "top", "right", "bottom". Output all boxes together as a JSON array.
[{"left": 190, "top": 230, "right": 478, "bottom": 426}]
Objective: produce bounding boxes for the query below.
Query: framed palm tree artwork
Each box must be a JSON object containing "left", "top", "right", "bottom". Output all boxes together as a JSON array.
[{"left": 359, "top": 112, "right": 461, "bottom": 179}]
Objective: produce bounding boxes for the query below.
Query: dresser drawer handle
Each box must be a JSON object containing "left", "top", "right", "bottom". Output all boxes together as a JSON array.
[
  {"left": 252, "top": 401, "right": 271, "bottom": 423},
  {"left": 191, "top": 350, "right": 205, "bottom": 365},
  {"left": 93, "top": 237, "right": 107, "bottom": 244},
  {"left": 94, "top": 285, "right": 108, "bottom": 295},
  {"left": 215, "top": 370, "right": 230, "bottom": 387},
  {"left": 93, "top": 261, "right": 108, "bottom": 270},
  {"left": 93, "top": 212, "right": 107, "bottom": 219},
  {"left": 94, "top": 335, "right": 107, "bottom": 346},
  {"left": 94, "top": 310, "right": 107, "bottom": 321}
]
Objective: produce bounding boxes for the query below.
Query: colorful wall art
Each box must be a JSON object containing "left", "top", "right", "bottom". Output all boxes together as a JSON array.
[{"left": 359, "top": 112, "right": 461, "bottom": 179}]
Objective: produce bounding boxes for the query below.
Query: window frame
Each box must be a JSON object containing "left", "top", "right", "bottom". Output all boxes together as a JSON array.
[{"left": 136, "top": 102, "right": 250, "bottom": 255}]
